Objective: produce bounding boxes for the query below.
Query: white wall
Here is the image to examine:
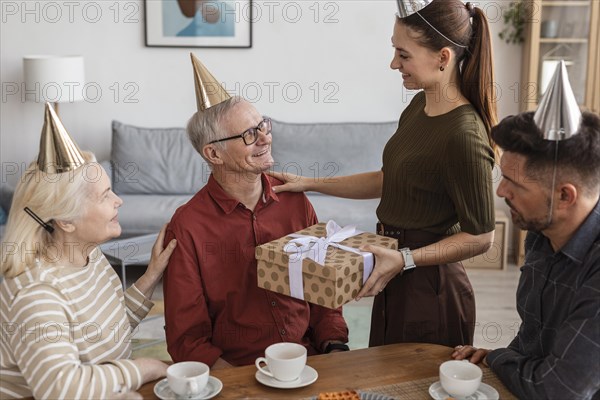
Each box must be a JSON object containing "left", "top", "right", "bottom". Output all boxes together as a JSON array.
[{"left": 1, "top": 0, "right": 521, "bottom": 241}]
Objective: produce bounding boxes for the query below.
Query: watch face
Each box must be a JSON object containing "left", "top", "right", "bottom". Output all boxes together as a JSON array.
[{"left": 400, "top": 248, "right": 414, "bottom": 268}]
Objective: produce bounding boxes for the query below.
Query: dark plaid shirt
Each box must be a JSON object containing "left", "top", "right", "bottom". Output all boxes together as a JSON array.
[{"left": 488, "top": 199, "right": 600, "bottom": 399}]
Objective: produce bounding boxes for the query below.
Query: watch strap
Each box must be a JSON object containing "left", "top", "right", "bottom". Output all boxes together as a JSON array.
[{"left": 399, "top": 247, "right": 416, "bottom": 274}]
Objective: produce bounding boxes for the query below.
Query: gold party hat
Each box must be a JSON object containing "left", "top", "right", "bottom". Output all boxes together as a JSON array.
[
  {"left": 533, "top": 60, "right": 582, "bottom": 141},
  {"left": 191, "top": 53, "right": 231, "bottom": 112},
  {"left": 396, "top": 0, "right": 433, "bottom": 18},
  {"left": 37, "top": 102, "right": 85, "bottom": 173}
]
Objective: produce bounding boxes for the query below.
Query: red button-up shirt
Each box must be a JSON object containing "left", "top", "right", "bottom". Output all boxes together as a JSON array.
[{"left": 163, "top": 173, "right": 348, "bottom": 366}]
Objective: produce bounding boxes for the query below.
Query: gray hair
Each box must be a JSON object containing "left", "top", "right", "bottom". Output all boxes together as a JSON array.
[{"left": 187, "top": 96, "right": 244, "bottom": 163}]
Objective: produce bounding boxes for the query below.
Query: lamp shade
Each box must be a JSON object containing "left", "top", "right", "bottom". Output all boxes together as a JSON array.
[{"left": 23, "top": 55, "right": 85, "bottom": 103}]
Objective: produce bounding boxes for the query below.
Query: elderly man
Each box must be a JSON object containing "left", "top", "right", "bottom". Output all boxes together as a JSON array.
[
  {"left": 452, "top": 64, "right": 600, "bottom": 399},
  {"left": 163, "top": 55, "right": 348, "bottom": 369}
]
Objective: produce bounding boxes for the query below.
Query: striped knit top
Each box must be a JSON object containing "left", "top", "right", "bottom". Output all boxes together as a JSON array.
[
  {"left": 0, "top": 248, "right": 154, "bottom": 399},
  {"left": 377, "top": 91, "right": 495, "bottom": 235}
]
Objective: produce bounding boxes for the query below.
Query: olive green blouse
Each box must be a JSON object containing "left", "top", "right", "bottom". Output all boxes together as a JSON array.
[{"left": 377, "top": 91, "right": 495, "bottom": 235}]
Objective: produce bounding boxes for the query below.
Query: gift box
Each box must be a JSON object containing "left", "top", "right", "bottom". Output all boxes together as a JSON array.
[{"left": 255, "top": 221, "right": 398, "bottom": 309}]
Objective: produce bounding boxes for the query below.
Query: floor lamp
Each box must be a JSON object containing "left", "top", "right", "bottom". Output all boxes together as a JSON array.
[{"left": 23, "top": 55, "right": 85, "bottom": 116}]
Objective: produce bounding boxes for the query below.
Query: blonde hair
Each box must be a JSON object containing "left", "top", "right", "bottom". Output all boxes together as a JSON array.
[{"left": 1, "top": 151, "right": 99, "bottom": 278}]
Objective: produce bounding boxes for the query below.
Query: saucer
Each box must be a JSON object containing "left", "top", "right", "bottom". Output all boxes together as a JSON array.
[
  {"left": 154, "top": 376, "right": 223, "bottom": 400},
  {"left": 255, "top": 365, "right": 318, "bottom": 389},
  {"left": 429, "top": 381, "right": 499, "bottom": 400}
]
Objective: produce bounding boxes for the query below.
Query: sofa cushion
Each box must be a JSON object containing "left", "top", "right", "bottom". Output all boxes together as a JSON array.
[
  {"left": 0, "top": 184, "right": 14, "bottom": 214},
  {"left": 99, "top": 160, "right": 112, "bottom": 183},
  {"left": 111, "top": 121, "right": 209, "bottom": 195},
  {"left": 117, "top": 194, "right": 192, "bottom": 237},
  {"left": 271, "top": 119, "right": 397, "bottom": 232},
  {"left": 306, "top": 193, "right": 380, "bottom": 233},
  {"left": 270, "top": 119, "right": 397, "bottom": 180}
]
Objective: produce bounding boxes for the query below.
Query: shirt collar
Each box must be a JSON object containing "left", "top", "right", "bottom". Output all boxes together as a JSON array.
[
  {"left": 560, "top": 198, "right": 600, "bottom": 264},
  {"left": 529, "top": 198, "right": 600, "bottom": 263},
  {"left": 207, "top": 173, "right": 279, "bottom": 214},
  {"left": 262, "top": 173, "right": 280, "bottom": 203}
]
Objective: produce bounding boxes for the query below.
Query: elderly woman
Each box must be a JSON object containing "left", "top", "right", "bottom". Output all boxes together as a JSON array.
[{"left": 0, "top": 104, "right": 176, "bottom": 399}]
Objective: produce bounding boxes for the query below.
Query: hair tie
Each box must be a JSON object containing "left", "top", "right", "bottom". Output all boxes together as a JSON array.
[
  {"left": 24, "top": 207, "right": 54, "bottom": 234},
  {"left": 465, "top": 2, "right": 476, "bottom": 17}
]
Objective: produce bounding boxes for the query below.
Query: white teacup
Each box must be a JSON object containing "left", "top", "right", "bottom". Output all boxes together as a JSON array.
[
  {"left": 255, "top": 342, "right": 307, "bottom": 382},
  {"left": 167, "top": 361, "right": 210, "bottom": 397},
  {"left": 439, "top": 360, "right": 482, "bottom": 398}
]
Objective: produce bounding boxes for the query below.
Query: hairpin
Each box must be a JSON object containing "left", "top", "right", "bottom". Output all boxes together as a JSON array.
[{"left": 24, "top": 207, "right": 54, "bottom": 234}]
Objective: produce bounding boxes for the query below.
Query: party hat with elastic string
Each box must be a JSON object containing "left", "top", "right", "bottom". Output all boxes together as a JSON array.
[
  {"left": 396, "top": 0, "right": 433, "bottom": 18},
  {"left": 532, "top": 61, "right": 582, "bottom": 228},
  {"left": 533, "top": 60, "right": 581, "bottom": 141}
]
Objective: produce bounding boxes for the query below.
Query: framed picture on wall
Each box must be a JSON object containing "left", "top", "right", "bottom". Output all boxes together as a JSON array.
[{"left": 145, "top": 0, "right": 252, "bottom": 48}]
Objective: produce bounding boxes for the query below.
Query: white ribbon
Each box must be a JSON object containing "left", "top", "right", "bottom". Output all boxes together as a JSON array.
[{"left": 283, "top": 220, "right": 374, "bottom": 300}]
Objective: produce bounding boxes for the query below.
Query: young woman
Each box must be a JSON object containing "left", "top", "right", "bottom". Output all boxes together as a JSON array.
[{"left": 272, "top": 0, "right": 497, "bottom": 347}]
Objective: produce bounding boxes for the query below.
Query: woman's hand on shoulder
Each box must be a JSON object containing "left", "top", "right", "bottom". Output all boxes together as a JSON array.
[
  {"left": 267, "top": 171, "right": 310, "bottom": 193},
  {"left": 146, "top": 224, "right": 177, "bottom": 279}
]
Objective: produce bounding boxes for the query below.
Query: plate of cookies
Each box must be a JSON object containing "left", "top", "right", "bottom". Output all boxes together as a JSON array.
[{"left": 314, "top": 391, "right": 395, "bottom": 400}]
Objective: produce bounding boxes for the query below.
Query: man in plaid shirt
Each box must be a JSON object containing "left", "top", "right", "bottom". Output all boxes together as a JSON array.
[{"left": 452, "top": 108, "right": 600, "bottom": 399}]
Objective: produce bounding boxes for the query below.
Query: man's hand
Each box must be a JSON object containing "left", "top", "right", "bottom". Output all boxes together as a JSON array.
[
  {"left": 356, "top": 245, "right": 404, "bottom": 300},
  {"left": 452, "top": 345, "right": 490, "bottom": 366}
]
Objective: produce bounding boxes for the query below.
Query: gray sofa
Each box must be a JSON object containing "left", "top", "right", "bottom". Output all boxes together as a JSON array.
[
  {"left": 108, "top": 119, "right": 397, "bottom": 237},
  {"left": 0, "top": 185, "right": 10, "bottom": 238}
]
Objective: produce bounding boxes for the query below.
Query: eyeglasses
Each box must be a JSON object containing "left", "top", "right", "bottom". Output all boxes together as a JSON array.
[{"left": 209, "top": 117, "right": 272, "bottom": 146}]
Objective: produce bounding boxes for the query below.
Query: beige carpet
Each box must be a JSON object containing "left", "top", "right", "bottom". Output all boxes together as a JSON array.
[
  {"left": 132, "top": 300, "right": 171, "bottom": 361},
  {"left": 148, "top": 300, "right": 164, "bottom": 316},
  {"left": 132, "top": 339, "right": 171, "bottom": 360}
]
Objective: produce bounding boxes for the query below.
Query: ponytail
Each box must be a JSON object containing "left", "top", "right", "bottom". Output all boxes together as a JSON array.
[
  {"left": 400, "top": 0, "right": 499, "bottom": 159},
  {"left": 461, "top": 6, "right": 498, "bottom": 158}
]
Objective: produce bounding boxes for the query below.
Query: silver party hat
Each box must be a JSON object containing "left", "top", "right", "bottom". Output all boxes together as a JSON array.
[
  {"left": 533, "top": 60, "right": 581, "bottom": 141},
  {"left": 396, "top": 0, "right": 433, "bottom": 18}
]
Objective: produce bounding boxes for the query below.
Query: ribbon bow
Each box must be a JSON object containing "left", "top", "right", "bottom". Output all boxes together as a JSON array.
[{"left": 282, "top": 220, "right": 374, "bottom": 300}]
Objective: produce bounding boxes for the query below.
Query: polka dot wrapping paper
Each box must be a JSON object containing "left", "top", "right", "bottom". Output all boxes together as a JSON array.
[{"left": 255, "top": 222, "right": 398, "bottom": 309}]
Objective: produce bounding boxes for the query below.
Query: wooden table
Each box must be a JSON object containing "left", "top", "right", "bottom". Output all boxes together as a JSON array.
[{"left": 139, "top": 343, "right": 516, "bottom": 399}]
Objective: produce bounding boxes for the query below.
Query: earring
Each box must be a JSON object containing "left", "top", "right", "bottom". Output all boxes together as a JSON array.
[{"left": 440, "top": 65, "right": 445, "bottom": 71}]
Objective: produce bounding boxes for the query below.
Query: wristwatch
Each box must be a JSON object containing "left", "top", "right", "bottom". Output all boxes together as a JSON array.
[
  {"left": 399, "top": 247, "right": 416, "bottom": 274},
  {"left": 324, "top": 342, "right": 350, "bottom": 353}
]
